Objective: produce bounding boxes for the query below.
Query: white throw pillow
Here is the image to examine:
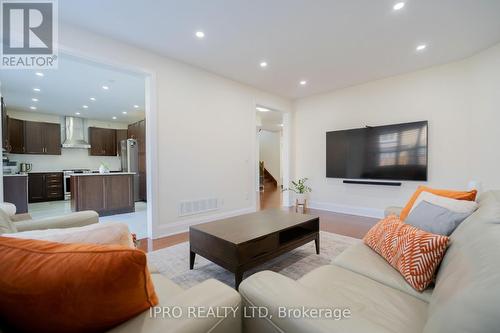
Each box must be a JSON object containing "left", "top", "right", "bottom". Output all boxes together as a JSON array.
[
  {"left": 2, "top": 221, "right": 134, "bottom": 248},
  {"left": 410, "top": 191, "right": 479, "bottom": 215}
]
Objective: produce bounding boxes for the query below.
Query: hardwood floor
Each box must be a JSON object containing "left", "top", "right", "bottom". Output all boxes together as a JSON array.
[{"left": 137, "top": 184, "right": 377, "bottom": 252}]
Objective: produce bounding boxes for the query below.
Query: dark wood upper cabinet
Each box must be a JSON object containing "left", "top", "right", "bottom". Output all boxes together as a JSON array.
[
  {"left": 43, "top": 122, "right": 61, "bottom": 155},
  {"left": 89, "top": 127, "right": 117, "bottom": 156},
  {"left": 116, "top": 129, "right": 127, "bottom": 156},
  {"left": 6, "top": 117, "right": 25, "bottom": 153},
  {"left": 24, "top": 120, "right": 61, "bottom": 155},
  {"left": 24, "top": 121, "right": 45, "bottom": 154}
]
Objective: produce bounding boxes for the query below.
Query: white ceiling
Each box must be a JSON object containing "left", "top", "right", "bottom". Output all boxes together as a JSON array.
[
  {"left": 59, "top": 0, "right": 500, "bottom": 99},
  {"left": 0, "top": 55, "right": 145, "bottom": 123}
]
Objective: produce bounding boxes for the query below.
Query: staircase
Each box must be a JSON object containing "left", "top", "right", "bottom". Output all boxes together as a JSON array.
[{"left": 259, "top": 161, "right": 277, "bottom": 192}]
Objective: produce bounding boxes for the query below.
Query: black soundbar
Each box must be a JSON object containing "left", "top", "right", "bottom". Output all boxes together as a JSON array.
[{"left": 343, "top": 180, "right": 402, "bottom": 186}]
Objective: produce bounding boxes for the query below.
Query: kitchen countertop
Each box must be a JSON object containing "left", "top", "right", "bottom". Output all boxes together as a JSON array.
[
  {"left": 3, "top": 174, "right": 28, "bottom": 177},
  {"left": 70, "top": 172, "right": 136, "bottom": 176}
]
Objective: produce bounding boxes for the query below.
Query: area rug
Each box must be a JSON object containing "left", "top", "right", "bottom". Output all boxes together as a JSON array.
[{"left": 147, "top": 231, "right": 360, "bottom": 289}]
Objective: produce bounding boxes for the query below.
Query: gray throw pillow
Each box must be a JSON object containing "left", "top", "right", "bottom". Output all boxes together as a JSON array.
[{"left": 405, "top": 201, "right": 471, "bottom": 236}]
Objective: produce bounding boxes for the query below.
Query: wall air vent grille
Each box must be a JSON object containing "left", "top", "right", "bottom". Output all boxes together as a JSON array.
[{"left": 178, "top": 198, "right": 219, "bottom": 217}]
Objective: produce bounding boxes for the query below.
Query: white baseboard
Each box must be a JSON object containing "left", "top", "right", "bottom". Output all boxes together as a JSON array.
[
  {"left": 152, "top": 206, "right": 257, "bottom": 239},
  {"left": 308, "top": 201, "right": 384, "bottom": 219}
]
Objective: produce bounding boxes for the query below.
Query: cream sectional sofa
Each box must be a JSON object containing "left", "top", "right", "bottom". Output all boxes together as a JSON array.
[{"left": 239, "top": 190, "right": 500, "bottom": 333}]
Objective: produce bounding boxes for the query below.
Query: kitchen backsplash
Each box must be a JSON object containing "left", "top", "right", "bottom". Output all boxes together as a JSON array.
[{"left": 8, "top": 149, "right": 122, "bottom": 172}]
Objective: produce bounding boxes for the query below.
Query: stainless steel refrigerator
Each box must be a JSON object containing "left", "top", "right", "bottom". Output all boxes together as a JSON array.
[{"left": 120, "top": 139, "right": 140, "bottom": 202}]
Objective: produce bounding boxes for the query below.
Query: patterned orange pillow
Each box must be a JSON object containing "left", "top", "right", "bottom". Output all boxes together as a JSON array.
[{"left": 364, "top": 215, "right": 450, "bottom": 291}]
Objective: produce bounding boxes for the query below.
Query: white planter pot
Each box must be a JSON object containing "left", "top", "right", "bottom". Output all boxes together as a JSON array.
[
  {"left": 295, "top": 193, "right": 307, "bottom": 205},
  {"left": 99, "top": 165, "right": 109, "bottom": 174}
]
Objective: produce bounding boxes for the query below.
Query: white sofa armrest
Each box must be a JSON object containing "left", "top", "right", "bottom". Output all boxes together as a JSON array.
[
  {"left": 14, "top": 210, "right": 98, "bottom": 232},
  {"left": 4, "top": 221, "right": 134, "bottom": 248},
  {"left": 108, "top": 279, "right": 242, "bottom": 333}
]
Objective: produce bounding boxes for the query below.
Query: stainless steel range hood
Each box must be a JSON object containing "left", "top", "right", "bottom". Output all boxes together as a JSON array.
[{"left": 62, "top": 116, "right": 91, "bottom": 149}]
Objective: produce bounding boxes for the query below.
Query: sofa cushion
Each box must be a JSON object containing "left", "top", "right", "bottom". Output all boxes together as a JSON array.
[
  {"left": 298, "top": 265, "right": 429, "bottom": 333},
  {"left": 400, "top": 186, "right": 477, "bottom": 221},
  {"left": 109, "top": 277, "right": 241, "bottom": 333},
  {"left": 0, "top": 236, "right": 158, "bottom": 333},
  {"left": 150, "top": 273, "right": 184, "bottom": 297},
  {"left": 0, "top": 208, "right": 17, "bottom": 234},
  {"left": 334, "top": 242, "right": 432, "bottom": 302},
  {"left": 364, "top": 215, "right": 449, "bottom": 291},
  {"left": 405, "top": 201, "right": 472, "bottom": 236},
  {"left": 424, "top": 191, "right": 500, "bottom": 333},
  {"left": 3, "top": 221, "right": 134, "bottom": 248}
]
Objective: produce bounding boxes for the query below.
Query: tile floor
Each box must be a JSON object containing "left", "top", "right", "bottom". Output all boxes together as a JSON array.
[{"left": 28, "top": 200, "right": 149, "bottom": 239}]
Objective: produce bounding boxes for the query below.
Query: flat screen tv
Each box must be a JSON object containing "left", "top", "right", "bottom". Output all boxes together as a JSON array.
[{"left": 326, "top": 121, "right": 428, "bottom": 181}]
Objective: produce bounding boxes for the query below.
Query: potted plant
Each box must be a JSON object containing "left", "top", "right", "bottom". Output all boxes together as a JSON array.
[{"left": 284, "top": 178, "right": 312, "bottom": 204}]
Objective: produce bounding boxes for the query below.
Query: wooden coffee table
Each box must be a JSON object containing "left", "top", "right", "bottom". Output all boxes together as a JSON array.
[{"left": 189, "top": 209, "right": 320, "bottom": 289}]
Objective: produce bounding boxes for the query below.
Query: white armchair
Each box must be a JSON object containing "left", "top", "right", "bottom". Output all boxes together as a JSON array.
[{"left": 0, "top": 202, "right": 98, "bottom": 234}]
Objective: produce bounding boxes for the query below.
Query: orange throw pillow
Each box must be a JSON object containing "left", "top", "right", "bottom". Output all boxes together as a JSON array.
[
  {"left": 400, "top": 186, "right": 477, "bottom": 221},
  {"left": 364, "top": 215, "right": 449, "bottom": 291},
  {"left": 0, "top": 236, "right": 158, "bottom": 333}
]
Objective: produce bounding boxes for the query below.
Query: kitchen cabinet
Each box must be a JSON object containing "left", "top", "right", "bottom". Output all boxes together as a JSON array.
[
  {"left": 24, "top": 121, "right": 61, "bottom": 155},
  {"left": 3, "top": 175, "right": 28, "bottom": 214},
  {"left": 116, "top": 129, "right": 127, "bottom": 156},
  {"left": 89, "top": 127, "right": 117, "bottom": 156},
  {"left": 44, "top": 123, "right": 62, "bottom": 155},
  {"left": 128, "top": 119, "right": 147, "bottom": 201},
  {"left": 6, "top": 117, "right": 25, "bottom": 153},
  {"left": 71, "top": 174, "right": 134, "bottom": 216},
  {"left": 28, "top": 172, "right": 64, "bottom": 203}
]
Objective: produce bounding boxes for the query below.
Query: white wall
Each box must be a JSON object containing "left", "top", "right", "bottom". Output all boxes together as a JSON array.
[
  {"left": 293, "top": 43, "right": 500, "bottom": 218},
  {"left": 57, "top": 24, "right": 292, "bottom": 237},
  {"left": 259, "top": 130, "right": 281, "bottom": 185},
  {"left": 6, "top": 109, "right": 128, "bottom": 172}
]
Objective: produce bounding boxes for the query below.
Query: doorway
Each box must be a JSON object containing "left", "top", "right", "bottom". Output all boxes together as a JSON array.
[
  {"left": 0, "top": 53, "right": 150, "bottom": 239},
  {"left": 255, "top": 105, "right": 289, "bottom": 210}
]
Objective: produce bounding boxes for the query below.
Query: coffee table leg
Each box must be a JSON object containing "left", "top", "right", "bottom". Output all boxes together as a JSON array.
[
  {"left": 315, "top": 235, "right": 320, "bottom": 255},
  {"left": 190, "top": 251, "right": 196, "bottom": 269},
  {"left": 235, "top": 270, "right": 243, "bottom": 290}
]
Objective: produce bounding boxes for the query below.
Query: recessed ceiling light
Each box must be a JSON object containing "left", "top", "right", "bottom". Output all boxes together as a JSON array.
[
  {"left": 256, "top": 106, "right": 271, "bottom": 112},
  {"left": 102, "top": 85, "right": 109, "bottom": 90},
  {"left": 300, "top": 80, "right": 307, "bottom": 86},
  {"left": 416, "top": 44, "right": 427, "bottom": 51},
  {"left": 90, "top": 97, "right": 96, "bottom": 101},
  {"left": 133, "top": 105, "right": 139, "bottom": 109},
  {"left": 112, "top": 116, "right": 117, "bottom": 120},
  {"left": 122, "top": 111, "right": 128, "bottom": 115},
  {"left": 260, "top": 61, "right": 268, "bottom": 68},
  {"left": 35, "top": 72, "right": 44, "bottom": 77},
  {"left": 195, "top": 31, "right": 205, "bottom": 39},
  {"left": 29, "top": 106, "right": 37, "bottom": 110},
  {"left": 393, "top": 2, "right": 405, "bottom": 11},
  {"left": 33, "top": 88, "right": 40, "bottom": 92},
  {"left": 82, "top": 105, "right": 88, "bottom": 109},
  {"left": 279, "top": 124, "right": 284, "bottom": 127},
  {"left": 75, "top": 112, "right": 81, "bottom": 115},
  {"left": 31, "top": 98, "right": 38, "bottom": 102}
]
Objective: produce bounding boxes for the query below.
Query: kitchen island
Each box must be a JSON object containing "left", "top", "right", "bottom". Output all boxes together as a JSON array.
[{"left": 70, "top": 173, "right": 135, "bottom": 216}]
